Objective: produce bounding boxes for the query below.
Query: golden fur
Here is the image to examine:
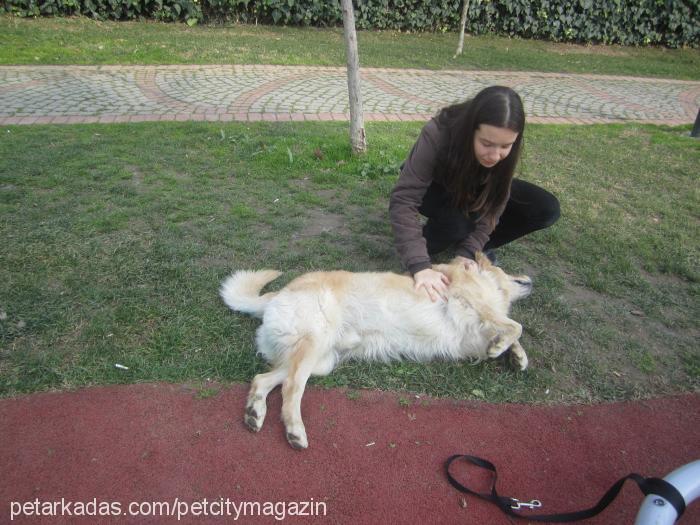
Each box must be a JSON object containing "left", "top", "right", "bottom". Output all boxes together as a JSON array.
[{"left": 220, "top": 252, "right": 532, "bottom": 449}]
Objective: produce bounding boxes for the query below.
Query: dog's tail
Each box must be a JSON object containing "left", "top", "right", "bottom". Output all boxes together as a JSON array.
[{"left": 220, "top": 270, "right": 282, "bottom": 318}]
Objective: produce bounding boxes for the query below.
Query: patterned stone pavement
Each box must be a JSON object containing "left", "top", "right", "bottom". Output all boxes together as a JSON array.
[{"left": 1, "top": 64, "right": 699, "bottom": 125}]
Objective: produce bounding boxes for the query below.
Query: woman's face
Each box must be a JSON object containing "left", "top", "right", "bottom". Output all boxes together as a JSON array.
[{"left": 473, "top": 124, "right": 519, "bottom": 168}]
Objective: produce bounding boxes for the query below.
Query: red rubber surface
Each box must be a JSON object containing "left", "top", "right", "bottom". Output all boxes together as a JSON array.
[{"left": 1, "top": 384, "right": 698, "bottom": 524}]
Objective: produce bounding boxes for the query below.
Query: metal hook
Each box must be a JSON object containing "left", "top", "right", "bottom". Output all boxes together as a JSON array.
[{"left": 511, "top": 498, "right": 543, "bottom": 510}]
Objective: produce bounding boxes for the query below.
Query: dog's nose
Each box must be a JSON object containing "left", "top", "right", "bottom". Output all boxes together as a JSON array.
[{"left": 515, "top": 278, "right": 533, "bottom": 294}]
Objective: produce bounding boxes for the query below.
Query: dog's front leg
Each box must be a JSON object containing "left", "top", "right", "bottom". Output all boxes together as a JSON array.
[
  {"left": 281, "top": 335, "right": 320, "bottom": 450},
  {"left": 245, "top": 367, "right": 288, "bottom": 432},
  {"left": 474, "top": 302, "right": 523, "bottom": 361},
  {"left": 507, "top": 340, "right": 529, "bottom": 371},
  {"left": 483, "top": 315, "right": 523, "bottom": 360}
]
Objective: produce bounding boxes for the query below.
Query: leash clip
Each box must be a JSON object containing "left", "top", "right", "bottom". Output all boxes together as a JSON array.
[{"left": 511, "top": 498, "right": 542, "bottom": 510}]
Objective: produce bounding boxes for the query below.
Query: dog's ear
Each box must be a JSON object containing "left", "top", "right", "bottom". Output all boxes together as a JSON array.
[
  {"left": 475, "top": 251, "right": 492, "bottom": 269},
  {"left": 432, "top": 263, "right": 455, "bottom": 281}
]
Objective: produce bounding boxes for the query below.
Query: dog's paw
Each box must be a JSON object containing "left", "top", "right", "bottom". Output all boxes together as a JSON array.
[
  {"left": 512, "top": 351, "right": 528, "bottom": 371},
  {"left": 285, "top": 424, "right": 308, "bottom": 450},
  {"left": 487, "top": 335, "right": 508, "bottom": 358},
  {"left": 244, "top": 416, "right": 261, "bottom": 432},
  {"left": 244, "top": 409, "right": 262, "bottom": 432},
  {"left": 243, "top": 399, "right": 266, "bottom": 432},
  {"left": 509, "top": 342, "right": 529, "bottom": 371},
  {"left": 286, "top": 432, "right": 308, "bottom": 450}
]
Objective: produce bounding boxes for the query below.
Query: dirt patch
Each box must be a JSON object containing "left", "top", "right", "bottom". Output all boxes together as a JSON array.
[
  {"left": 549, "top": 279, "right": 697, "bottom": 396},
  {"left": 127, "top": 166, "right": 144, "bottom": 186},
  {"left": 196, "top": 254, "right": 232, "bottom": 270},
  {"left": 292, "top": 209, "right": 350, "bottom": 239},
  {"left": 639, "top": 268, "right": 691, "bottom": 289}
]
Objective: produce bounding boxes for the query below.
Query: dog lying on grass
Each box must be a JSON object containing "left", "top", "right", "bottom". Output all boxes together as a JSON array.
[{"left": 220, "top": 252, "right": 532, "bottom": 450}]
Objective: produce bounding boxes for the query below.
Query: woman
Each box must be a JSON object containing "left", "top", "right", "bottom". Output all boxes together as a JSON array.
[{"left": 389, "top": 85, "right": 560, "bottom": 302}]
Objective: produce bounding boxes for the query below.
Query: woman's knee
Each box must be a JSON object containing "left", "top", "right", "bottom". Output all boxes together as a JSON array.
[
  {"left": 537, "top": 193, "right": 560, "bottom": 228},
  {"left": 510, "top": 179, "right": 560, "bottom": 228},
  {"left": 517, "top": 182, "right": 560, "bottom": 229}
]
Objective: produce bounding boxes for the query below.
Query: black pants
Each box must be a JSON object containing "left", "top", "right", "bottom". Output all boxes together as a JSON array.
[{"left": 418, "top": 179, "right": 560, "bottom": 255}]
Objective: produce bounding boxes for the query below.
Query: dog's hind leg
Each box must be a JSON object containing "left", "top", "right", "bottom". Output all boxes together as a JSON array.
[
  {"left": 244, "top": 367, "right": 288, "bottom": 433},
  {"left": 281, "top": 334, "right": 322, "bottom": 450}
]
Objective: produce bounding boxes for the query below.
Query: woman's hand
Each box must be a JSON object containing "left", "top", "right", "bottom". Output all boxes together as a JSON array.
[
  {"left": 454, "top": 255, "right": 477, "bottom": 271},
  {"left": 413, "top": 268, "right": 450, "bottom": 302}
]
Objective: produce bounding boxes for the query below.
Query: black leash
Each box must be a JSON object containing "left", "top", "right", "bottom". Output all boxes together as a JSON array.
[{"left": 445, "top": 454, "right": 686, "bottom": 522}]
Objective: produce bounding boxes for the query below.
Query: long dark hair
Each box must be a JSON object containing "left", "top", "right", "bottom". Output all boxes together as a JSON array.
[{"left": 436, "top": 86, "right": 525, "bottom": 225}]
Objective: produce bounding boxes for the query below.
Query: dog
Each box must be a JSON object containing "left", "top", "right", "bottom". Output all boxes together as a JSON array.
[{"left": 220, "top": 252, "right": 532, "bottom": 449}]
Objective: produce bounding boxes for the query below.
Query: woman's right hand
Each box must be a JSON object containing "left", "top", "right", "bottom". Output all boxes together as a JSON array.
[{"left": 413, "top": 268, "right": 450, "bottom": 302}]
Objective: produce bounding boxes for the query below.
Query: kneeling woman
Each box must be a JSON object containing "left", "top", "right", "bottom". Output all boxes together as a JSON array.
[{"left": 389, "top": 85, "right": 560, "bottom": 302}]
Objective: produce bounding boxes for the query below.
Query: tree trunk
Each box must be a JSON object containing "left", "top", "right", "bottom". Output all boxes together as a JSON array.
[
  {"left": 341, "top": 0, "right": 367, "bottom": 154},
  {"left": 454, "top": 0, "right": 471, "bottom": 58}
]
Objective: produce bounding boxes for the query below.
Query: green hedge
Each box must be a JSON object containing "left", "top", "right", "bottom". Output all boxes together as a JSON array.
[
  {"left": 2, "top": 0, "right": 203, "bottom": 22},
  {"left": 2, "top": 0, "right": 698, "bottom": 47},
  {"left": 468, "top": 0, "right": 699, "bottom": 48}
]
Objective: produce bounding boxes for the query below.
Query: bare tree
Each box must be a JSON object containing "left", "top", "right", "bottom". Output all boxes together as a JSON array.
[
  {"left": 454, "top": 0, "right": 471, "bottom": 58},
  {"left": 341, "top": 0, "right": 367, "bottom": 154}
]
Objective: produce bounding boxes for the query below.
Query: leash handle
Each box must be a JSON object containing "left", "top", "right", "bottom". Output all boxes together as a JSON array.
[{"left": 445, "top": 454, "right": 686, "bottom": 523}]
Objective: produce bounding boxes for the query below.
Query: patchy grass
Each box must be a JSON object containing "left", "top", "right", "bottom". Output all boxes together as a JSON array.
[
  {"left": 1, "top": 15, "right": 699, "bottom": 80},
  {"left": 0, "top": 121, "right": 698, "bottom": 403}
]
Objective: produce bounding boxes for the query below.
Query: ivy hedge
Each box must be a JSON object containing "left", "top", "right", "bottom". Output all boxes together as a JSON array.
[{"left": 2, "top": 0, "right": 698, "bottom": 48}]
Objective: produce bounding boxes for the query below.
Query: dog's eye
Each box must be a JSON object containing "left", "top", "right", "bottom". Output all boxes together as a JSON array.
[{"left": 514, "top": 279, "right": 530, "bottom": 286}]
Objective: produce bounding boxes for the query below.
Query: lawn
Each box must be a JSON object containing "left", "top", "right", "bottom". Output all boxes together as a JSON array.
[
  {"left": 1, "top": 15, "right": 699, "bottom": 80},
  {"left": 1, "top": 121, "right": 698, "bottom": 402},
  {"left": 1, "top": 15, "right": 698, "bottom": 402}
]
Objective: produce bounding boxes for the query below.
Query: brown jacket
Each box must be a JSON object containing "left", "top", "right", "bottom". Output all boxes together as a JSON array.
[{"left": 389, "top": 118, "right": 508, "bottom": 275}]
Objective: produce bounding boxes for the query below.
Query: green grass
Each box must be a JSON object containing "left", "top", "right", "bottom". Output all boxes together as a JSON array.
[
  {"left": 2, "top": 15, "right": 699, "bottom": 79},
  {"left": 1, "top": 122, "right": 698, "bottom": 403}
]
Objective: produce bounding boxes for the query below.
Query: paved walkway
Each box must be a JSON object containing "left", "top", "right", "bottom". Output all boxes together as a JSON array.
[{"left": 1, "top": 65, "right": 699, "bottom": 125}]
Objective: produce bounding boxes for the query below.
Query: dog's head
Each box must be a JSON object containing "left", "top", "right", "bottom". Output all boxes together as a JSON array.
[
  {"left": 434, "top": 252, "right": 532, "bottom": 305},
  {"left": 473, "top": 252, "right": 532, "bottom": 302}
]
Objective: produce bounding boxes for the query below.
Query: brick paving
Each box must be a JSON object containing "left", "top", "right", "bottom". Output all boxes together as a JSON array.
[{"left": 1, "top": 64, "right": 698, "bottom": 125}]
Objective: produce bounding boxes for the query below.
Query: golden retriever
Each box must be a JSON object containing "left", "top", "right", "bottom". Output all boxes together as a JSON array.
[{"left": 220, "top": 252, "right": 532, "bottom": 449}]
